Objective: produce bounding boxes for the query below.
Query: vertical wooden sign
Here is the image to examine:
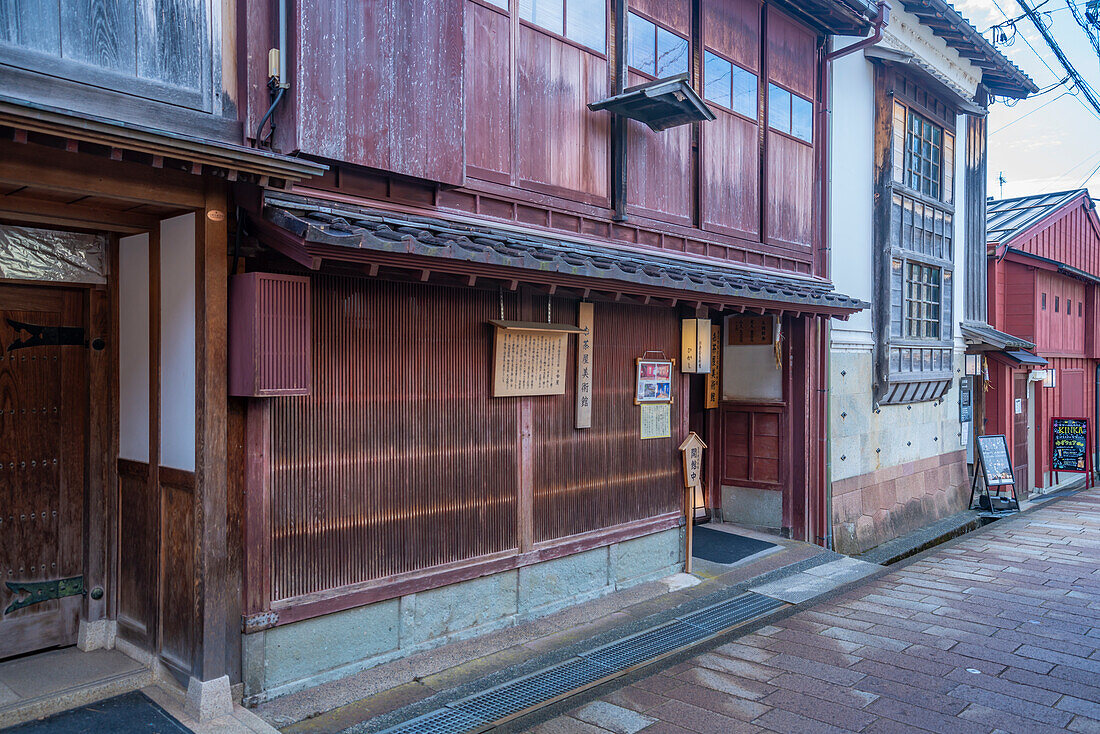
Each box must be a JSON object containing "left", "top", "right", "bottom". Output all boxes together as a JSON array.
[
  {"left": 575, "top": 302, "right": 594, "bottom": 429},
  {"left": 705, "top": 324, "right": 720, "bottom": 409}
]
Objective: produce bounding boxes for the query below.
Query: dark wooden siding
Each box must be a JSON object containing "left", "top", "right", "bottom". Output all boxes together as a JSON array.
[
  {"left": 0, "top": 0, "right": 212, "bottom": 111},
  {"left": 763, "top": 8, "right": 815, "bottom": 249},
  {"left": 516, "top": 25, "right": 609, "bottom": 203},
  {"left": 1035, "top": 271, "right": 1085, "bottom": 356},
  {"left": 720, "top": 405, "right": 783, "bottom": 487},
  {"left": 465, "top": 1, "right": 513, "bottom": 182},
  {"left": 268, "top": 276, "right": 519, "bottom": 601},
  {"left": 532, "top": 300, "right": 681, "bottom": 542},
  {"left": 295, "top": 0, "right": 466, "bottom": 185},
  {"left": 700, "top": 0, "right": 762, "bottom": 239}
]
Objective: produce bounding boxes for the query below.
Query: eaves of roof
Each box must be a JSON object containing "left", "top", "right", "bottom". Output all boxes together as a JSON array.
[
  {"left": 257, "top": 193, "right": 869, "bottom": 317},
  {"left": 960, "top": 321, "right": 1036, "bottom": 351},
  {"left": 895, "top": 0, "right": 1038, "bottom": 98}
]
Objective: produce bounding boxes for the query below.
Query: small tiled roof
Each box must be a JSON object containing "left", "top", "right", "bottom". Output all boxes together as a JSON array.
[
  {"left": 960, "top": 322, "right": 1035, "bottom": 350},
  {"left": 261, "top": 195, "right": 867, "bottom": 315},
  {"left": 987, "top": 189, "right": 1093, "bottom": 245}
]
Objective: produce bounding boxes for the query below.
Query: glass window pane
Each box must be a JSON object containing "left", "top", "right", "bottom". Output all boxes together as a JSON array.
[
  {"left": 627, "top": 13, "right": 655, "bottom": 74},
  {"left": 655, "top": 26, "right": 688, "bottom": 77},
  {"left": 731, "top": 65, "right": 757, "bottom": 119},
  {"left": 520, "top": 0, "right": 565, "bottom": 35},
  {"left": 703, "top": 51, "right": 731, "bottom": 108},
  {"left": 566, "top": 0, "right": 605, "bottom": 52},
  {"left": 791, "top": 94, "right": 813, "bottom": 142},
  {"left": 768, "top": 83, "right": 791, "bottom": 133}
]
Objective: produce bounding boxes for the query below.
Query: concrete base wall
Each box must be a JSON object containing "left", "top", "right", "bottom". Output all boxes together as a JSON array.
[
  {"left": 720, "top": 485, "right": 782, "bottom": 530},
  {"left": 243, "top": 527, "right": 684, "bottom": 702},
  {"left": 829, "top": 349, "right": 969, "bottom": 556},
  {"left": 831, "top": 449, "right": 969, "bottom": 555}
]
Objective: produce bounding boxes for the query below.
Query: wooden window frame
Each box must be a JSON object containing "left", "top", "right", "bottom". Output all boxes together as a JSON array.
[
  {"left": 625, "top": 9, "right": 691, "bottom": 80},
  {"left": 904, "top": 261, "right": 942, "bottom": 340},
  {"left": 519, "top": 0, "right": 609, "bottom": 55},
  {"left": 701, "top": 48, "right": 758, "bottom": 122},
  {"left": 905, "top": 109, "right": 943, "bottom": 200}
]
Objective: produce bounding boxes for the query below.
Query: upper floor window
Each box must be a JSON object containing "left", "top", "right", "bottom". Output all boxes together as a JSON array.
[
  {"left": 767, "top": 83, "right": 812, "bottom": 143},
  {"left": 627, "top": 12, "right": 688, "bottom": 77},
  {"left": 906, "top": 110, "right": 941, "bottom": 199},
  {"left": 905, "top": 262, "right": 941, "bottom": 339},
  {"left": 520, "top": 0, "right": 606, "bottom": 52},
  {"left": 703, "top": 51, "right": 757, "bottom": 119}
]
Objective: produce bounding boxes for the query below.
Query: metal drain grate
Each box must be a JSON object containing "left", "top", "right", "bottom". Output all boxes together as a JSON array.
[
  {"left": 449, "top": 657, "right": 609, "bottom": 722},
  {"left": 679, "top": 591, "right": 786, "bottom": 634},
  {"left": 378, "top": 591, "right": 784, "bottom": 734}
]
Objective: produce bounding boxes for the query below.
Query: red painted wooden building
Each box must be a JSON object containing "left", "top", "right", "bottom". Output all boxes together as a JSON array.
[{"left": 985, "top": 189, "right": 1100, "bottom": 496}]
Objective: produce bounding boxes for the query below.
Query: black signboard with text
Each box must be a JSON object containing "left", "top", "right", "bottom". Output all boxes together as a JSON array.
[
  {"left": 1051, "top": 417, "right": 1089, "bottom": 473},
  {"left": 976, "top": 435, "right": 1015, "bottom": 486},
  {"left": 970, "top": 434, "right": 1020, "bottom": 513},
  {"left": 959, "top": 377, "right": 973, "bottom": 423}
]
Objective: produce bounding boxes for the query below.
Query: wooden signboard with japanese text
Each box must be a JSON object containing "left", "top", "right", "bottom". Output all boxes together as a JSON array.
[
  {"left": 727, "top": 315, "right": 773, "bottom": 345},
  {"left": 491, "top": 320, "right": 578, "bottom": 397},
  {"left": 706, "top": 324, "right": 720, "bottom": 409},
  {"left": 575, "top": 302, "right": 594, "bottom": 428}
]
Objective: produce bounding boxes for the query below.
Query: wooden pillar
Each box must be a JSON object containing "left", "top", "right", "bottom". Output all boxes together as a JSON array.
[{"left": 188, "top": 177, "right": 232, "bottom": 718}]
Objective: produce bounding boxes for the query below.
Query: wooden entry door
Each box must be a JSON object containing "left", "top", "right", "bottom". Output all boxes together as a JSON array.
[
  {"left": 0, "top": 285, "right": 85, "bottom": 659},
  {"left": 1013, "top": 372, "right": 1029, "bottom": 496}
]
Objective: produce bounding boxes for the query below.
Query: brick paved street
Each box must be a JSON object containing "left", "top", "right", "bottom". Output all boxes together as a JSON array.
[{"left": 524, "top": 490, "right": 1100, "bottom": 734}]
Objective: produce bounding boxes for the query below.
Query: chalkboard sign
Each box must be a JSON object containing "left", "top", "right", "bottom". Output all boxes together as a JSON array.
[
  {"left": 976, "top": 435, "right": 1015, "bottom": 486},
  {"left": 1052, "top": 417, "right": 1088, "bottom": 473}
]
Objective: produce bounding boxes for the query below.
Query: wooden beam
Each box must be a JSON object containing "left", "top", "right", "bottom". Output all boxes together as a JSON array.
[
  {"left": 0, "top": 197, "right": 163, "bottom": 234},
  {"left": 0, "top": 141, "right": 204, "bottom": 208},
  {"left": 194, "top": 177, "right": 229, "bottom": 682}
]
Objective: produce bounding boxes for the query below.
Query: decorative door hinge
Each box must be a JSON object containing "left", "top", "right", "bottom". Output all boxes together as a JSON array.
[
  {"left": 4, "top": 576, "right": 85, "bottom": 614},
  {"left": 6, "top": 319, "right": 85, "bottom": 351}
]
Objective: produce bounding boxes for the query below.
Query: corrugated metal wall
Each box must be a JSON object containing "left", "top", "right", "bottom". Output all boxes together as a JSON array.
[
  {"left": 531, "top": 299, "right": 681, "bottom": 542},
  {"left": 268, "top": 276, "right": 520, "bottom": 601}
]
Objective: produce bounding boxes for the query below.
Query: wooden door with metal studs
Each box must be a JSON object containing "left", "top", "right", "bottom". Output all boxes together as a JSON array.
[{"left": 0, "top": 285, "right": 88, "bottom": 659}]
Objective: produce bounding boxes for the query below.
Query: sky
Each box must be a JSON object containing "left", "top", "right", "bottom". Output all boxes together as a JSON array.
[{"left": 949, "top": 0, "right": 1100, "bottom": 200}]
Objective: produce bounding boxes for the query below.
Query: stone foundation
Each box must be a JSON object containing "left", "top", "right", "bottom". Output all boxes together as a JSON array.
[
  {"left": 243, "top": 527, "right": 684, "bottom": 702},
  {"left": 831, "top": 450, "right": 969, "bottom": 555}
]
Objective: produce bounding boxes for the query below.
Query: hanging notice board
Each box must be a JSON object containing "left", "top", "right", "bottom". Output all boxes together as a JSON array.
[
  {"left": 1051, "top": 417, "right": 1089, "bottom": 473},
  {"left": 490, "top": 320, "right": 581, "bottom": 397},
  {"left": 976, "top": 434, "right": 1015, "bottom": 486}
]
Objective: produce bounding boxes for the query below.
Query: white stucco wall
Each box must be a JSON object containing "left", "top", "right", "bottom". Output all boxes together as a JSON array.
[
  {"left": 159, "top": 214, "right": 197, "bottom": 472},
  {"left": 827, "top": 6, "right": 979, "bottom": 487},
  {"left": 118, "top": 234, "right": 150, "bottom": 463}
]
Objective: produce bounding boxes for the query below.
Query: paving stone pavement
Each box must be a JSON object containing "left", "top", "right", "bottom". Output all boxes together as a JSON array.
[{"left": 521, "top": 489, "right": 1100, "bottom": 734}]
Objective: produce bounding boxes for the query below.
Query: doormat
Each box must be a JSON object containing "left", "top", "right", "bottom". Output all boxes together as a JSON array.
[
  {"left": 0, "top": 691, "right": 190, "bottom": 734},
  {"left": 692, "top": 526, "right": 777, "bottom": 565}
]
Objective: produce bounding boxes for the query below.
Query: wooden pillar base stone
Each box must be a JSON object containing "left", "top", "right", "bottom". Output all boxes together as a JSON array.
[{"left": 185, "top": 674, "right": 233, "bottom": 721}]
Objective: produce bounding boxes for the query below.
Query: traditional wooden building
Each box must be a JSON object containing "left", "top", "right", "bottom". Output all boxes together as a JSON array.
[
  {"left": 0, "top": 4, "right": 324, "bottom": 725},
  {"left": 229, "top": 0, "right": 879, "bottom": 700},
  {"left": 826, "top": 0, "right": 1035, "bottom": 553},
  {"left": 984, "top": 190, "right": 1100, "bottom": 496}
]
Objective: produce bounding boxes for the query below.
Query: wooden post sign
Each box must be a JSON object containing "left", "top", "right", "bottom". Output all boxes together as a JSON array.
[
  {"left": 490, "top": 320, "right": 582, "bottom": 397},
  {"left": 678, "top": 432, "right": 706, "bottom": 574},
  {"left": 1051, "top": 417, "right": 1091, "bottom": 488}
]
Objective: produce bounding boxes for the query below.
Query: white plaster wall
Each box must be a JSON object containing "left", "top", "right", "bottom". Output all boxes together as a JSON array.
[
  {"left": 828, "top": 46, "right": 876, "bottom": 354},
  {"left": 827, "top": 31, "right": 976, "bottom": 487},
  {"left": 118, "top": 234, "right": 150, "bottom": 463},
  {"left": 159, "top": 214, "right": 196, "bottom": 471},
  {"left": 881, "top": 4, "right": 981, "bottom": 95}
]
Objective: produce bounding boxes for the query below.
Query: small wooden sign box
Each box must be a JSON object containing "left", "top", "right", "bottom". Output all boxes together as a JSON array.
[{"left": 968, "top": 434, "right": 1021, "bottom": 514}]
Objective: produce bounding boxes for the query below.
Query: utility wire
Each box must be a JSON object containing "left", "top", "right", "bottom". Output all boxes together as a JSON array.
[
  {"left": 1015, "top": 0, "right": 1100, "bottom": 115},
  {"left": 1076, "top": 157, "right": 1100, "bottom": 188},
  {"left": 990, "top": 89, "right": 1073, "bottom": 133},
  {"left": 1040, "top": 147, "right": 1100, "bottom": 192}
]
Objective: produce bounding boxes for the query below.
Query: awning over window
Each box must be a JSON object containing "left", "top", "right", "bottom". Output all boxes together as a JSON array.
[
  {"left": 257, "top": 193, "right": 868, "bottom": 318},
  {"left": 960, "top": 322, "right": 1036, "bottom": 352},
  {"left": 1002, "top": 350, "right": 1048, "bottom": 366},
  {"left": 864, "top": 47, "right": 985, "bottom": 114}
]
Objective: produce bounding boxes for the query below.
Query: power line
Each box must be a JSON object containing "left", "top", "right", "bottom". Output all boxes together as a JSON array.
[
  {"left": 1015, "top": 0, "right": 1100, "bottom": 115},
  {"left": 990, "top": 0, "right": 1063, "bottom": 81},
  {"left": 990, "top": 89, "right": 1073, "bottom": 133},
  {"left": 1076, "top": 156, "right": 1100, "bottom": 188},
  {"left": 1040, "top": 147, "right": 1100, "bottom": 192}
]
